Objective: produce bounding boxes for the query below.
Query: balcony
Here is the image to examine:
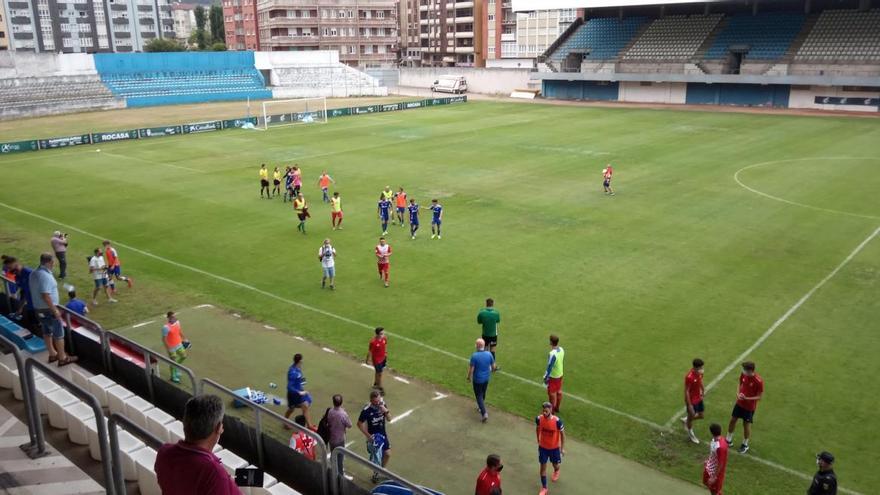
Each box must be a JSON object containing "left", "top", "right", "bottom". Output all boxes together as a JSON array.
[
  {"left": 137, "top": 5, "right": 153, "bottom": 11},
  {"left": 7, "top": 1, "right": 29, "bottom": 8},
  {"left": 453, "top": 31, "right": 472, "bottom": 38},
  {"left": 111, "top": 16, "right": 130, "bottom": 24},
  {"left": 265, "top": 16, "right": 319, "bottom": 26},
  {"left": 110, "top": 4, "right": 127, "bottom": 11},
  {"left": 266, "top": 35, "right": 320, "bottom": 46}
]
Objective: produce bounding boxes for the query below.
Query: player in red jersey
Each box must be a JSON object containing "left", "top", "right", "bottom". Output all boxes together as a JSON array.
[
  {"left": 681, "top": 358, "right": 705, "bottom": 444},
  {"left": 375, "top": 237, "right": 392, "bottom": 288},
  {"left": 365, "top": 327, "right": 388, "bottom": 392},
  {"left": 602, "top": 164, "right": 614, "bottom": 195},
  {"left": 726, "top": 361, "right": 764, "bottom": 454},
  {"left": 475, "top": 454, "right": 503, "bottom": 495},
  {"left": 703, "top": 423, "right": 729, "bottom": 495}
]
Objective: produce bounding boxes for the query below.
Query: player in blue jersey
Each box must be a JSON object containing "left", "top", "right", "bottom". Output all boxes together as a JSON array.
[
  {"left": 407, "top": 199, "right": 420, "bottom": 240},
  {"left": 283, "top": 166, "right": 294, "bottom": 202},
  {"left": 377, "top": 194, "right": 392, "bottom": 235},
  {"left": 428, "top": 199, "right": 443, "bottom": 239}
]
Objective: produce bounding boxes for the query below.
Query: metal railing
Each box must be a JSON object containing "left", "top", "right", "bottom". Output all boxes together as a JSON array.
[
  {"left": 104, "top": 329, "right": 199, "bottom": 399},
  {"left": 330, "top": 447, "right": 434, "bottom": 495},
  {"left": 56, "top": 304, "right": 110, "bottom": 370},
  {"left": 0, "top": 334, "right": 38, "bottom": 450},
  {"left": 108, "top": 412, "right": 164, "bottom": 495},
  {"left": 200, "top": 377, "right": 329, "bottom": 495},
  {"left": 22, "top": 358, "right": 116, "bottom": 493}
]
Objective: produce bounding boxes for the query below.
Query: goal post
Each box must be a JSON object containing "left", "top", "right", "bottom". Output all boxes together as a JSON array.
[{"left": 262, "top": 97, "right": 328, "bottom": 130}]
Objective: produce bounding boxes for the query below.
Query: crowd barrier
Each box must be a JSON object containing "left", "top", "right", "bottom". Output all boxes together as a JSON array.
[{"left": 0, "top": 95, "right": 468, "bottom": 155}]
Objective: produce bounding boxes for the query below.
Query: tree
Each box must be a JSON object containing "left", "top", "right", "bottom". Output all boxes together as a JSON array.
[
  {"left": 211, "top": 42, "right": 227, "bottom": 51},
  {"left": 210, "top": 6, "right": 225, "bottom": 45},
  {"left": 194, "top": 5, "right": 208, "bottom": 50},
  {"left": 144, "top": 38, "right": 186, "bottom": 52}
]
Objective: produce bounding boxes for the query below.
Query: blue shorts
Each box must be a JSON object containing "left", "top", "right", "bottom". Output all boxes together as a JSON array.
[
  {"left": 108, "top": 266, "right": 121, "bottom": 277},
  {"left": 603, "top": 179, "right": 611, "bottom": 187},
  {"left": 287, "top": 391, "right": 312, "bottom": 409},
  {"left": 374, "top": 359, "right": 387, "bottom": 373},
  {"left": 322, "top": 266, "right": 335, "bottom": 278},
  {"left": 93, "top": 277, "right": 108, "bottom": 288},
  {"left": 410, "top": 219, "right": 419, "bottom": 226},
  {"left": 380, "top": 213, "right": 390, "bottom": 221},
  {"left": 36, "top": 311, "right": 65, "bottom": 340},
  {"left": 538, "top": 447, "right": 562, "bottom": 465},
  {"left": 432, "top": 219, "right": 441, "bottom": 225},
  {"left": 692, "top": 401, "right": 705, "bottom": 414}
]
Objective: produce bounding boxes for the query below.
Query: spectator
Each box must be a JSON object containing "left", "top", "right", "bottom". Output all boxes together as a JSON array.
[
  {"left": 161, "top": 311, "right": 190, "bottom": 384},
  {"left": 4, "top": 258, "right": 33, "bottom": 327},
  {"left": 2, "top": 256, "right": 21, "bottom": 316},
  {"left": 65, "top": 290, "right": 88, "bottom": 316},
  {"left": 155, "top": 394, "right": 240, "bottom": 495},
  {"left": 50, "top": 231, "right": 68, "bottom": 280},
  {"left": 475, "top": 454, "right": 503, "bottom": 495},
  {"left": 808, "top": 452, "right": 837, "bottom": 495},
  {"left": 358, "top": 389, "right": 391, "bottom": 483},
  {"left": 289, "top": 415, "right": 317, "bottom": 461},
  {"left": 327, "top": 394, "right": 353, "bottom": 473},
  {"left": 284, "top": 353, "right": 314, "bottom": 428},
  {"left": 88, "top": 248, "right": 116, "bottom": 305},
  {"left": 29, "top": 253, "right": 77, "bottom": 366},
  {"left": 467, "top": 338, "right": 496, "bottom": 423}
]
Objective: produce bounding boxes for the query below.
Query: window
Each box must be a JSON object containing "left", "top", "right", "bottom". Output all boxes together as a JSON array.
[{"left": 377, "top": 10, "right": 384, "bottom": 18}]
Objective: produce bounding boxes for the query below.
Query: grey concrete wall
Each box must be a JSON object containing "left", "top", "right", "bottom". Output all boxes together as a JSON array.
[
  {"left": 0, "top": 51, "right": 97, "bottom": 78},
  {"left": 400, "top": 68, "right": 533, "bottom": 95},
  {"left": 0, "top": 98, "right": 125, "bottom": 121}
]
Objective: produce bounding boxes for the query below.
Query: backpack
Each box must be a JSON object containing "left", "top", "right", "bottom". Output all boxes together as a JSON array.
[{"left": 317, "top": 407, "right": 332, "bottom": 444}]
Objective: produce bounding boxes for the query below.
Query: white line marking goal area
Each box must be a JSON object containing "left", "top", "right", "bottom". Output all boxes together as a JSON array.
[{"left": 0, "top": 201, "right": 874, "bottom": 494}]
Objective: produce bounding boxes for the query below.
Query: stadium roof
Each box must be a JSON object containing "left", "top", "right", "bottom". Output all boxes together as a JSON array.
[{"left": 512, "top": 0, "right": 725, "bottom": 11}]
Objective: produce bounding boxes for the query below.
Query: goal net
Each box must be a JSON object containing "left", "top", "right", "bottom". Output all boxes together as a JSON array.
[{"left": 262, "top": 97, "right": 328, "bottom": 130}]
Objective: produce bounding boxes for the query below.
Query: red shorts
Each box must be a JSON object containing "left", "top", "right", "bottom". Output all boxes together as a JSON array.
[
  {"left": 377, "top": 263, "right": 389, "bottom": 274},
  {"left": 331, "top": 211, "right": 343, "bottom": 220},
  {"left": 547, "top": 377, "right": 563, "bottom": 394}
]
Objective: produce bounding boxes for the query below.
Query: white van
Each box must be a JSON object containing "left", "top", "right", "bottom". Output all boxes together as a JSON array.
[{"left": 431, "top": 75, "right": 468, "bottom": 94}]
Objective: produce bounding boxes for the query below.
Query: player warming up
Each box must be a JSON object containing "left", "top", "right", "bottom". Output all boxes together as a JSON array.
[
  {"left": 378, "top": 195, "right": 392, "bottom": 236},
  {"left": 259, "top": 164, "right": 270, "bottom": 198},
  {"left": 375, "top": 237, "right": 392, "bottom": 288},
  {"left": 602, "top": 164, "right": 614, "bottom": 196},
  {"left": 103, "top": 240, "right": 133, "bottom": 292},
  {"left": 429, "top": 199, "right": 443, "bottom": 239},
  {"left": 394, "top": 188, "right": 408, "bottom": 226},
  {"left": 726, "top": 361, "right": 763, "bottom": 454},
  {"left": 317, "top": 171, "right": 335, "bottom": 203},
  {"left": 543, "top": 335, "right": 564, "bottom": 413},
  {"left": 536, "top": 401, "right": 565, "bottom": 495},
  {"left": 330, "top": 192, "right": 343, "bottom": 230},
  {"left": 682, "top": 358, "right": 705, "bottom": 444},
  {"left": 408, "top": 199, "right": 420, "bottom": 239}
]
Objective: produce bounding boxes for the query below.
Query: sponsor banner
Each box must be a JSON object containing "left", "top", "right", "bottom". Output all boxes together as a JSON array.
[
  {"left": 264, "top": 113, "right": 295, "bottom": 126},
  {"left": 449, "top": 95, "right": 467, "bottom": 103},
  {"left": 814, "top": 96, "right": 879, "bottom": 106},
  {"left": 351, "top": 105, "right": 377, "bottom": 115},
  {"left": 183, "top": 121, "right": 222, "bottom": 133},
  {"left": 403, "top": 101, "right": 423, "bottom": 109},
  {"left": 293, "top": 111, "right": 321, "bottom": 122},
  {"left": 0, "top": 140, "right": 39, "bottom": 154},
  {"left": 38, "top": 134, "right": 91, "bottom": 149},
  {"left": 222, "top": 117, "right": 258, "bottom": 129},
  {"left": 92, "top": 129, "right": 139, "bottom": 143},
  {"left": 379, "top": 103, "right": 401, "bottom": 112},
  {"left": 139, "top": 125, "right": 183, "bottom": 138},
  {"left": 328, "top": 107, "right": 351, "bottom": 118}
]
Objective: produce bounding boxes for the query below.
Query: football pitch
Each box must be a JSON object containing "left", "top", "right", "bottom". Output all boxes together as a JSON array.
[{"left": 1, "top": 99, "right": 878, "bottom": 494}]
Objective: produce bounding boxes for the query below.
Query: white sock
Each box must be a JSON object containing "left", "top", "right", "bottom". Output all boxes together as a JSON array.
[
  {"left": 726, "top": 435, "right": 733, "bottom": 443},
  {"left": 688, "top": 428, "right": 694, "bottom": 435},
  {"left": 743, "top": 438, "right": 749, "bottom": 446}
]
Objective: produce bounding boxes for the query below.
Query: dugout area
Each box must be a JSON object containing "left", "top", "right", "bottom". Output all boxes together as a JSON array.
[{"left": 120, "top": 305, "right": 701, "bottom": 494}]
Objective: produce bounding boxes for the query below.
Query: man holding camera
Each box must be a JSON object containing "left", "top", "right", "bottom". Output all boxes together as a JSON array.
[{"left": 50, "top": 231, "right": 68, "bottom": 280}]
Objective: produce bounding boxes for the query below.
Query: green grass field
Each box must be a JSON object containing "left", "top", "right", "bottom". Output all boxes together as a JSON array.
[{"left": 1, "top": 100, "right": 878, "bottom": 494}]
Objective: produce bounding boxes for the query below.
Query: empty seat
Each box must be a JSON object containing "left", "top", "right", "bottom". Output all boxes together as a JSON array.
[
  {"left": 267, "top": 483, "right": 303, "bottom": 495},
  {"left": 123, "top": 395, "right": 155, "bottom": 429},
  {"left": 0, "top": 359, "right": 16, "bottom": 389},
  {"left": 44, "top": 388, "right": 79, "bottom": 429},
  {"left": 106, "top": 384, "right": 135, "bottom": 415},
  {"left": 215, "top": 448, "right": 249, "bottom": 477},
  {"left": 145, "top": 408, "right": 176, "bottom": 443},
  {"left": 86, "top": 374, "right": 118, "bottom": 408},
  {"left": 795, "top": 9, "right": 880, "bottom": 61},
  {"left": 132, "top": 447, "right": 161, "bottom": 495},
  {"left": 70, "top": 367, "right": 93, "bottom": 390},
  {"left": 65, "top": 402, "right": 97, "bottom": 445}
]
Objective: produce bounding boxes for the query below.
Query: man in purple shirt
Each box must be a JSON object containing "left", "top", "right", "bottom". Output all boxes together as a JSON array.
[
  {"left": 50, "top": 231, "right": 68, "bottom": 280},
  {"left": 155, "top": 394, "right": 241, "bottom": 495},
  {"left": 327, "top": 394, "right": 352, "bottom": 473}
]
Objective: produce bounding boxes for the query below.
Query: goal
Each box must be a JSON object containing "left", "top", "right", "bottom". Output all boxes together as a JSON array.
[{"left": 262, "top": 97, "right": 328, "bottom": 130}]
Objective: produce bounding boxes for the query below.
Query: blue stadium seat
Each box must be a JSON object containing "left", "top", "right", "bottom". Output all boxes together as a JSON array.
[
  {"left": 549, "top": 17, "right": 648, "bottom": 62},
  {"left": 705, "top": 12, "right": 806, "bottom": 60},
  {"left": 0, "top": 316, "right": 47, "bottom": 354}
]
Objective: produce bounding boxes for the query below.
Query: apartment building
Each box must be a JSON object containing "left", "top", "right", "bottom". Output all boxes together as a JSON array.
[
  {"left": 484, "top": 1, "right": 580, "bottom": 66},
  {"left": 402, "top": 0, "right": 484, "bottom": 67},
  {"left": 222, "top": 0, "right": 258, "bottom": 51},
  {"left": 257, "top": 0, "right": 397, "bottom": 67},
  {"left": 0, "top": 1, "right": 9, "bottom": 50},
  {"left": 171, "top": 3, "right": 195, "bottom": 44},
  {"left": 2, "top": 0, "right": 174, "bottom": 52}
]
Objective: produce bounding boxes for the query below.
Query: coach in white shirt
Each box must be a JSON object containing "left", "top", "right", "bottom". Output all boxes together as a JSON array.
[{"left": 88, "top": 249, "right": 117, "bottom": 305}]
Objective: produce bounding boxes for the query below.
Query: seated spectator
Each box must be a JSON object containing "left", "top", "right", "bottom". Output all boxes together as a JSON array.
[
  {"left": 289, "top": 414, "right": 317, "bottom": 461},
  {"left": 155, "top": 394, "right": 241, "bottom": 495},
  {"left": 65, "top": 290, "right": 88, "bottom": 316}
]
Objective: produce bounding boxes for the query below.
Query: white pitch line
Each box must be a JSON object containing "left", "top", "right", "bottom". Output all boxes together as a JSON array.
[
  {"left": 131, "top": 320, "right": 155, "bottom": 329},
  {"left": 361, "top": 363, "right": 374, "bottom": 370},
  {"left": 294, "top": 336, "right": 305, "bottom": 342},
  {"left": 389, "top": 409, "right": 414, "bottom": 424},
  {"left": 4, "top": 200, "right": 854, "bottom": 489},
  {"left": 393, "top": 376, "right": 409, "bottom": 384},
  {"left": 322, "top": 347, "right": 336, "bottom": 354},
  {"left": 432, "top": 392, "right": 448, "bottom": 401},
  {"left": 665, "top": 224, "right": 880, "bottom": 428},
  {"left": 194, "top": 304, "right": 214, "bottom": 309},
  {"left": 344, "top": 441, "right": 355, "bottom": 448},
  {"left": 263, "top": 325, "right": 276, "bottom": 330},
  {"left": 232, "top": 313, "right": 242, "bottom": 318}
]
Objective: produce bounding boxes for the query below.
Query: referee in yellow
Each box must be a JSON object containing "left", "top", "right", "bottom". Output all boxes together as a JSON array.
[{"left": 259, "top": 164, "right": 270, "bottom": 198}]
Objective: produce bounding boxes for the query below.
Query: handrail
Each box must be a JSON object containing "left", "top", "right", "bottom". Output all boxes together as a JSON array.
[
  {"left": 56, "top": 304, "right": 110, "bottom": 370},
  {"left": 108, "top": 412, "right": 164, "bottom": 495},
  {"left": 200, "top": 377, "right": 329, "bottom": 495},
  {"left": 0, "top": 334, "right": 38, "bottom": 450},
  {"left": 104, "top": 329, "right": 199, "bottom": 398},
  {"left": 22, "top": 358, "right": 116, "bottom": 494},
  {"left": 330, "top": 447, "right": 434, "bottom": 495}
]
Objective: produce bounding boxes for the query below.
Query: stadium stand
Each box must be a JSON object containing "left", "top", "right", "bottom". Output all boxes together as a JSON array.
[
  {"left": 705, "top": 12, "right": 806, "bottom": 61},
  {"left": 270, "top": 64, "right": 388, "bottom": 98},
  {"left": 794, "top": 9, "right": 880, "bottom": 62},
  {"left": 549, "top": 17, "right": 649, "bottom": 63},
  {"left": 94, "top": 52, "right": 273, "bottom": 107},
  {"left": 621, "top": 14, "right": 723, "bottom": 61}
]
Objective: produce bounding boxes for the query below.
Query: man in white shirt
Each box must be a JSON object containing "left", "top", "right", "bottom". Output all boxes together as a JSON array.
[
  {"left": 88, "top": 248, "right": 117, "bottom": 305},
  {"left": 318, "top": 239, "right": 337, "bottom": 290}
]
